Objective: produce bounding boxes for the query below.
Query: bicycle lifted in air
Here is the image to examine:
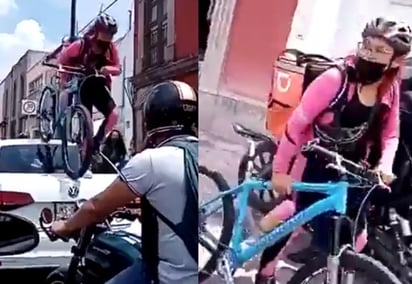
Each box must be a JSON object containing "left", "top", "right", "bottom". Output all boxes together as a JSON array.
[{"left": 37, "top": 61, "right": 98, "bottom": 180}]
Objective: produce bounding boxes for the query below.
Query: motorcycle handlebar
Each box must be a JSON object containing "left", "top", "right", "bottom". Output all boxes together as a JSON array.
[
  {"left": 39, "top": 217, "right": 70, "bottom": 243},
  {"left": 39, "top": 208, "right": 140, "bottom": 243}
]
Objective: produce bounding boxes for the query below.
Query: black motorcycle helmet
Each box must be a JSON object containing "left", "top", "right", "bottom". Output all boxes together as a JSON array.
[{"left": 143, "top": 80, "right": 197, "bottom": 141}]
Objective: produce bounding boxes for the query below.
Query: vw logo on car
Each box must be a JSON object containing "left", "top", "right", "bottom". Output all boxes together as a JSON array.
[{"left": 68, "top": 184, "right": 79, "bottom": 198}]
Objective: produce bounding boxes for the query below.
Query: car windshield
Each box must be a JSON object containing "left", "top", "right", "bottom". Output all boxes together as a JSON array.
[{"left": 0, "top": 144, "right": 79, "bottom": 174}]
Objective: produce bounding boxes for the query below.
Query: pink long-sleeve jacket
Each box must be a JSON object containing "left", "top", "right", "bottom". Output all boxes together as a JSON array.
[{"left": 273, "top": 63, "right": 400, "bottom": 181}]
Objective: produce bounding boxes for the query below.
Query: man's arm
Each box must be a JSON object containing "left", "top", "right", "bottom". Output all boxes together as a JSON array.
[
  {"left": 64, "top": 178, "right": 137, "bottom": 232},
  {"left": 64, "top": 151, "right": 153, "bottom": 232}
]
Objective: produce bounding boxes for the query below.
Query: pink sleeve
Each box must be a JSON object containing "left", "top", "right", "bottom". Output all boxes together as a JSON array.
[
  {"left": 377, "top": 83, "right": 400, "bottom": 173},
  {"left": 273, "top": 67, "right": 344, "bottom": 173},
  {"left": 58, "top": 40, "right": 82, "bottom": 65}
]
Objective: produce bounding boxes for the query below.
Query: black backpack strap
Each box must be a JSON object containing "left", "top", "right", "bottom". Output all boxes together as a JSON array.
[
  {"left": 328, "top": 64, "right": 350, "bottom": 112},
  {"left": 148, "top": 204, "right": 197, "bottom": 261},
  {"left": 152, "top": 136, "right": 198, "bottom": 261}
]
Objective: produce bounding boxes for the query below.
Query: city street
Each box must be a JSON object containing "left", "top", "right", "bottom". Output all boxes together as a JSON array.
[{"left": 199, "top": 130, "right": 305, "bottom": 284}]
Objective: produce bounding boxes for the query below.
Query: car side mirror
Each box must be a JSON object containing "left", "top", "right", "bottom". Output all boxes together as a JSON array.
[{"left": 0, "top": 212, "right": 39, "bottom": 256}]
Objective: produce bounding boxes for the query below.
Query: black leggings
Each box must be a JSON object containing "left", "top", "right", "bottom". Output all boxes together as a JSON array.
[
  {"left": 259, "top": 234, "right": 291, "bottom": 269},
  {"left": 258, "top": 188, "right": 390, "bottom": 271},
  {"left": 78, "top": 75, "right": 116, "bottom": 142}
]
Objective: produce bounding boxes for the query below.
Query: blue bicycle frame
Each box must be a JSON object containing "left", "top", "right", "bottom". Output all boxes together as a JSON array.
[
  {"left": 201, "top": 178, "right": 348, "bottom": 269},
  {"left": 58, "top": 76, "right": 82, "bottom": 120}
]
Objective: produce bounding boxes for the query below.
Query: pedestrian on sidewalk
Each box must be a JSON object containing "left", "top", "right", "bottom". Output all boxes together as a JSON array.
[{"left": 94, "top": 129, "right": 127, "bottom": 173}]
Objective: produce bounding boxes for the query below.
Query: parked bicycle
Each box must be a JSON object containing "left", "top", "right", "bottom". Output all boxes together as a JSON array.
[
  {"left": 37, "top": 61, "right": 94, "bottom": 180},
  {"left": 199, "top": 139, "right": 401, "bottom": 284},
  {"left": 233, "top": 122, "right": 279, "bottom": 213}
]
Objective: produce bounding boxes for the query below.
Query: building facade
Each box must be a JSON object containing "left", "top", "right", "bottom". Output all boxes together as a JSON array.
[
  {"left": 0, "top": 80, "right": 4, "bottom": 138},
  {"left": 131, "top": 0, "right": 198, "bottom": 144},
  {"left": 111, "top": 27, "right": 134, "bottom": 147},
  {"left": 2, "top": 50, "right": 48, "bottom": 138},
  {"left": 201, "top": 0, "right": 412, "bottom": 104}
]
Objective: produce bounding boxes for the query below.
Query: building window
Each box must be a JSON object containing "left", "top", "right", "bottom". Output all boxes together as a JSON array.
[
  {"left": 10, "top": 120, "right": 16, "bottom": 138},
  {"left": 151, "top": 4, "right": 157, "bottom": 22},
  {"left": 4, "top": 89, "right": 8, "bottom": 119},
  {"left": 20, "top": 75, "right": 25, "bottom": 100},
  {"left": 11, "top": 80, "right": 17, "bottom": 117},
  {"left": 29, "top": 74, "right": 43, "bottom": 97},
  {"left": 18, "top": 117, "right": 26, "bottom": 133},
  {"left": 143, "top": 0, "right": 168, "bottom": 69},
  {"left": 150, "top": 27, "right": 158, "bottom": 46}
]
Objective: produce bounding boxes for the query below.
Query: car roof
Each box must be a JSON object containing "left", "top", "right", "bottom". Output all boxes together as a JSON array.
[{"left": 0, "top": 139, "right": 76, "bottom": 147}]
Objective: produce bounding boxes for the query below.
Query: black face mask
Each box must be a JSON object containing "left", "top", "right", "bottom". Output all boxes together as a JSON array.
[
  {"left": 96, "top": 40, "right": 110, "bottom": 52},
  {"left": 355, "top": 57, "right": 387, "bottom": 85}
]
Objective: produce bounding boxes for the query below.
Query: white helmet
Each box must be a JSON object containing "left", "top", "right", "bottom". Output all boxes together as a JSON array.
[{"left": 362, "top": 17, "right": 412, "bottom": 56}]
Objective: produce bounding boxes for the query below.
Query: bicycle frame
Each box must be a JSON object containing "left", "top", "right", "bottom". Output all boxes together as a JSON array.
[
  {"left": 46, "top": 76, "right": 82, "bottom": 130},
  {"left": 201, "top": 178, "right": 348, "bottom": 268}
]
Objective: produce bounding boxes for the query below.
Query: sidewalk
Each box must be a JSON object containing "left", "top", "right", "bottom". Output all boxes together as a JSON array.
[{"left": 199, "top": 89, "right": 269, "bottom": 143}]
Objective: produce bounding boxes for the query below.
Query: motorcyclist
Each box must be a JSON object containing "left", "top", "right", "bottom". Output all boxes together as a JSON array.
[
  {"left": 49, "top": 80, "right": 198, "bottom": 284},
  {"left": 255, "top": 17, "right": 412, "bottom": 283},
  {"left": 58, "top": 13, "right": 121, "bottom": 150}
]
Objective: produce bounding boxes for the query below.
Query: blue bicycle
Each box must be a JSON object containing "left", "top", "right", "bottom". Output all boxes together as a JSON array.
[
  {"left": 199, "top": 140, "right": 400, "bottom": 283},
  {"left": 37, "top": 62, "right": 94, "bottom": 180}
]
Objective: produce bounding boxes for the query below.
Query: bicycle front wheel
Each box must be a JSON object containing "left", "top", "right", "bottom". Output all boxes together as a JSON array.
[
  {"left": 287, "top": 250, "right": 401, "bottom": 284},
  {"left": 38, "top": 86, "right": 57, "bottom": 142},
  {"left": 199, "top": 166, "right": 235, "bottom": 283},
  {"left": 61, "top": 104, "right": 94, "bottom": 180}
]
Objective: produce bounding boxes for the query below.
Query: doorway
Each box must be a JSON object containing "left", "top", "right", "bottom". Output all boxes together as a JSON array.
[{"left": 199, "top": 0, "right": 211, "bottom": 60}]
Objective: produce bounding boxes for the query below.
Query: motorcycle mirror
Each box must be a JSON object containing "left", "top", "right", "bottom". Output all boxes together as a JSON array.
[
  {"left": 40, "top": 208, "right": 54, "bottom": 225},
  {"left": 0, "top": 212, "right": 39, "bottom": 256}
]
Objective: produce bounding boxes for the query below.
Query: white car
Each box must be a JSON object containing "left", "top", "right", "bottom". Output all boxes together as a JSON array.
[{"left": 0, "top": 138, "right": 132, "bottom": 269}]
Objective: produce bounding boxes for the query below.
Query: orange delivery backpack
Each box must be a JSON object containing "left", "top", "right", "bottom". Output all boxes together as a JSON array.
[{"left": 266, "top": 49, "right": 346, "bottom": 139}]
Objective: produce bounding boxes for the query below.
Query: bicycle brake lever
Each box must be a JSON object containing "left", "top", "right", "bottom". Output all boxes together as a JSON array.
[{"left": 326, "top": 163, "right": 346, "bottom": 174}]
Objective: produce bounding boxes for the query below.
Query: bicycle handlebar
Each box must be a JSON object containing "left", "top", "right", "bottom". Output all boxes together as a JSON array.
[
  {"left": 302, "top": 139, "right": 380, "bottom": 184},
  {"left": 42, "top": 61, "right": 86, "bottom": 75}
]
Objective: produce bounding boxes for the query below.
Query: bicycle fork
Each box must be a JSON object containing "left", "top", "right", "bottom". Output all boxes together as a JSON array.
[
  {"left": 244, "top": 139, "right": 260, "bottom": 237},
  {"left": 327, "top": 216, "right": 355, "bottom": 284},
  {"left": 218, "top": 250, "right": 236, "bottom": 284}
]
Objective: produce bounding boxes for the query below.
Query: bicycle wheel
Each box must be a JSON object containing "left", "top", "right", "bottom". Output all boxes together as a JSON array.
[
  {"left": 199, "top": 166, "right": 235, "bottom": 283},
  {"left": 287, "top": 250, "right": 401, "bottom": 284},
  {"left": 61, "top": 104, "right": 94, "bottom": 180},
  {"left": 37, "top": 86, "right": 57, "bottom": 142},
  {"left": 238, "top": 140, "right": 279, "bottom": 213}
]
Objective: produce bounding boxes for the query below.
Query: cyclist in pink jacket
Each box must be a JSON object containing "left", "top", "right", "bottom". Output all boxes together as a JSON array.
[
  {"left": 58, "top": 13, "right": 121, "bottom": 151},
  {"left": 255, "top": 17, "right": 412, "bottom": 284}
]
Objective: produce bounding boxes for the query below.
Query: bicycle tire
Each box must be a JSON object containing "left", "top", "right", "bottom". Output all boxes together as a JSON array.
[
  {"left": 287, "top": 249, "right": 401, "bottom": 284},
  {"left": 61, "top": 104, "right": 94, "bottom": 180},
  {"left": 199, "top": 165, "right": 235, "bottom": 283},
  {"left": 238, "top": 140, "right": 279, "bottom": 213},
  {"left": 37, "top": 86, "right": 57, "bottom": 142}
]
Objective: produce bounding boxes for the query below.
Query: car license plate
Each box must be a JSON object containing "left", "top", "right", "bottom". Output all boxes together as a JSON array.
[{"left": 54, "top": 203, "right": 77, "bottom": 220}]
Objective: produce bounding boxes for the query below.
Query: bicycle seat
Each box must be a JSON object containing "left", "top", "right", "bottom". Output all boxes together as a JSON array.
[{"left": 232, "top": 123, "right": 273, "bottom": 142}]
